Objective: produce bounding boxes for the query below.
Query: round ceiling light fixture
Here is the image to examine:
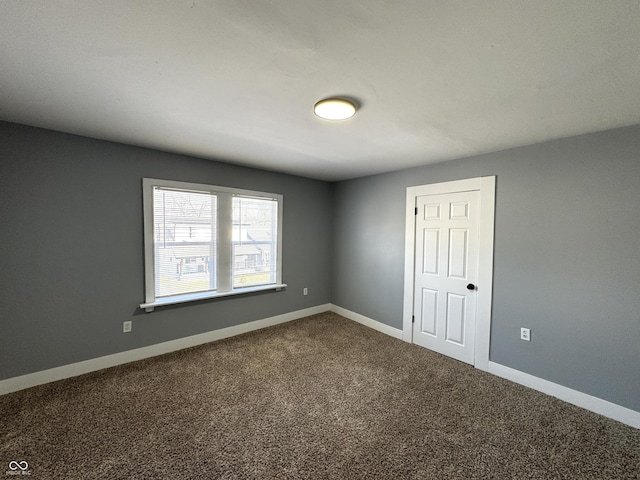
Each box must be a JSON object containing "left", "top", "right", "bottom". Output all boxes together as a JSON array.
[{"left": 314, "top": 98, "right": 357, "bottom": 120}]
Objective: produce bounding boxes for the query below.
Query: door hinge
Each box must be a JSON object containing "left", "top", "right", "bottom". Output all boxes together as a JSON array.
[
  {"left": 412, "top": 315, "right": 415, "bottom": 324},
  {"left": 415, "top": 207, "right": 418, "bottom": 215}
]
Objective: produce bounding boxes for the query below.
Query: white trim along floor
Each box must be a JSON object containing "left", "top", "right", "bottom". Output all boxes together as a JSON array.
[{"left": 1, "top": 304, "right": 638, "bottom": 429}]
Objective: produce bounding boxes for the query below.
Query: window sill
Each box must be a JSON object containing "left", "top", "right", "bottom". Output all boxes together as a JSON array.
[{"left": 140, "top": 284, "right": 287, "bottom": 312}]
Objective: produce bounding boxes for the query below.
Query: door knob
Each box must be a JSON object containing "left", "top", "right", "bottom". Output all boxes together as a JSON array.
[{"left": 467, "top": 283, "right": 476, "bottom": 291}]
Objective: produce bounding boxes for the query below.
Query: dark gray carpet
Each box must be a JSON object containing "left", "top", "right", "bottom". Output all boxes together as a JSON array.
[{"left": 1, "top": 312, "right": 639, "bottom": 479}]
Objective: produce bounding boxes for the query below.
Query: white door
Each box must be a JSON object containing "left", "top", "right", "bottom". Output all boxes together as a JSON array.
[{"left": 413, "top": 190, "right": 480, "bottom": 365}]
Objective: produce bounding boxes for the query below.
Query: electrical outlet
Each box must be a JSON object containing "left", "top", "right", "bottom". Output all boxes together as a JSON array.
[
  {"left": 123, "top": 321, "right": 132, "bottom": 333},
  {"left": 303, "top": 287, "right": 308, "bottom": 296},
  {"left": 520, "top": 327, "right": 530, "bottom": 341}
]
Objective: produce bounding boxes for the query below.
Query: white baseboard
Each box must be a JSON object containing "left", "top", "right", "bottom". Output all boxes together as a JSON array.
[
  {"left": 3, "top": 304, "right": 637, "bottom": 430},
  {"left": 489, "top": 361, "right": 640, "bottom": 429},
  {"left": 325, "top": 308, "right": 640, "bottom": 429},
  {"left": 327, "top": 307, "right": 639, "bottom": 429},
  {"left": 330, "top": 304, "right": 403, "bottom": 340},
  {"left": 0, "top": 304, "right": 331, "bottom": 396}
]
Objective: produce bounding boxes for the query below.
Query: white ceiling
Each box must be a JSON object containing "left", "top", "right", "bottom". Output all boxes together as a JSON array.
[{"left": 2, "top": 1, "right": 640, "bottom": 181}]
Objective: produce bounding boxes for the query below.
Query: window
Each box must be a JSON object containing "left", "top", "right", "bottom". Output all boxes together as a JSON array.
[{"left": 141, "top": 178, "right": 284, "bottom": 312}]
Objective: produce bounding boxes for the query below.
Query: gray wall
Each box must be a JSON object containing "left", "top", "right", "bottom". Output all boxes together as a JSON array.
[
  {"left": 0, "top": 121, "right": 333, "bottom": 379},
  {"left": 2, "top": 120, "right": 639, "bottom": 414},
  {"left": 332, "top": 124, "right": 640, "bottom": 412}
]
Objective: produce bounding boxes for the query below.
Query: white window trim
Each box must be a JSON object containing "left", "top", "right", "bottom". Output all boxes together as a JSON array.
[{"left": 140, "top": 178, "right": 285, "bottom": 312}]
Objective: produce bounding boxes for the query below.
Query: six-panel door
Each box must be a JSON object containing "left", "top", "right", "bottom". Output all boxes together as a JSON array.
[{"left": 413, "top": 191, "right": 480, "bottom": 365}]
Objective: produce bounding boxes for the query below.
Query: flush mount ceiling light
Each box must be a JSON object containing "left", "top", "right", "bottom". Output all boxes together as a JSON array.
[{"left": 314, "top": 98, "right": 357, "bottom": 120}]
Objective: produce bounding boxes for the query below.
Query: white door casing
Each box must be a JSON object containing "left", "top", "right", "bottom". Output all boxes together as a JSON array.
[{"left": 402, "top": 177, "right": 495, "bottom": 371}]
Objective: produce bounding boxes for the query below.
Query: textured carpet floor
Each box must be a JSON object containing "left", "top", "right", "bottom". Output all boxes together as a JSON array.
[{"left": 1, "top": 312, "right": 639, "bottom": 479}]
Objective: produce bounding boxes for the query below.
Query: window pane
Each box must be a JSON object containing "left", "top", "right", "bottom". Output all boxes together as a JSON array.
[
  {"left": 232, "top": 196, "right": 277, "bottom": 288},
  {"left": 153, "top": 188, "right": 217, "bottom": 297}
]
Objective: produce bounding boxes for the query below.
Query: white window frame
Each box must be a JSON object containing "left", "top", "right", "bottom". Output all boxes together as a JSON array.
[{"left": 140, "top": 178, "right": 285, "bottom": 312}]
